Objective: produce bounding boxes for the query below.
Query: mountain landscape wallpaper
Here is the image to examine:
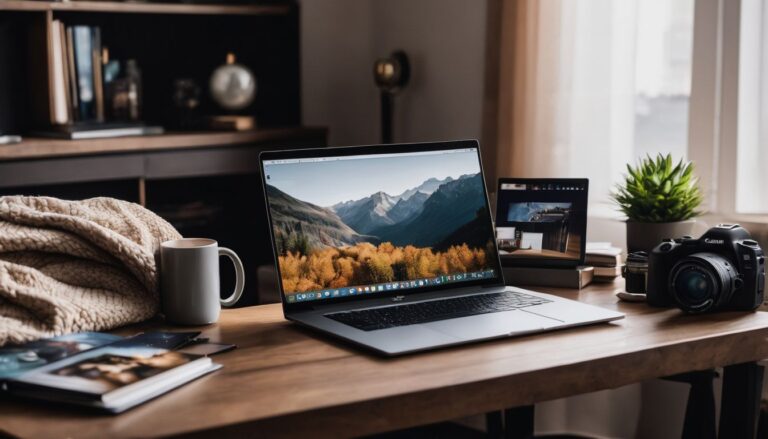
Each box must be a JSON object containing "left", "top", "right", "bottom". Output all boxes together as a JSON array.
[{"left": 263, "top": 151, "right": 498, "bottom": 295}]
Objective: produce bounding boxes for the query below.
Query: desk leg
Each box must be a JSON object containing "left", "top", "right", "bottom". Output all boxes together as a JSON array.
[
  {"left": 664, "top": 370, "right": 717, "bottom": 439},
  {"left": 487, "top": 411, "right": 504, "bottom": 439},
  {"left": 719, "top": 362, "right": 764, "bottom": 439},
  {"left": 504, "top": 405, "right": 534, "bottom": 439}
]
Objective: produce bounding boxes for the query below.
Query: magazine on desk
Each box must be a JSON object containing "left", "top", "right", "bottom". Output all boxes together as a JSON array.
[{"left": 0, "top": 332, "right": 221, "bottom": 414}]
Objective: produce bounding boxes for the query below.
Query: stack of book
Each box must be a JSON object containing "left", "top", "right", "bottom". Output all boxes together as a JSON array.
[
  {"left": 49, "top": 21, "right": 104, "bottom": 125},
  {"left": 45, "top": 21, "right": 162, "bottom": 139},
  {"left": 585, "top": 242, "right": 624, "bottom": 282},
  {"left": 503, "top": 265, "right": 594, "bottom": 289}
]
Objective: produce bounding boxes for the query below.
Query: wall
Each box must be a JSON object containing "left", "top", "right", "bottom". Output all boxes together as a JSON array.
[
  {"left": 300, "top": 0, "right": 377, "bottom": 146},
  {"left": 300, "top": 0, "right": 488, "bottom": 147}
]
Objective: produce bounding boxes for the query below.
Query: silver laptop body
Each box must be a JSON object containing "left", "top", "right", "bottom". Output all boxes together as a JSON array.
[{"left": 260, "top": 140, "right": 623, "bottom": 356}]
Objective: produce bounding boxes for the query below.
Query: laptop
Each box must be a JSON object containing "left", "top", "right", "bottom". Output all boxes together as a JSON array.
[{"left": 260, "top": 140, "right": 623, "bottom": 356}]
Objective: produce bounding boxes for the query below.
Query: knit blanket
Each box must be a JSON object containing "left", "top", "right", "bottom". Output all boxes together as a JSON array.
[{"left": 0, "top": 196, "right": 181, "bottom": 346}]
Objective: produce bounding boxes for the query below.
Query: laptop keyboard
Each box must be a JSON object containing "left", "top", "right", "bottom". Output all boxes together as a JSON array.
[{"left": 325, "top": 291, "right": 553, "bottom": 331}]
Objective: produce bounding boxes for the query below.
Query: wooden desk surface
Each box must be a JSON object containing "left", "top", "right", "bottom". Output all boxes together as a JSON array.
[{"left": 3, "top": 280, "right": 768, "bottom": 438}]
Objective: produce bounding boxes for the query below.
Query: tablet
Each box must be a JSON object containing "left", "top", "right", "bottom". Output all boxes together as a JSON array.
[{"left": 495, "top": 178, "right": 588, "bottom": 267}]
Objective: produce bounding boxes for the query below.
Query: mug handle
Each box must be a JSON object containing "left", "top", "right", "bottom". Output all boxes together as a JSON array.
[{"left": 219, "top": 247, "right": 245, "bottom": 307}]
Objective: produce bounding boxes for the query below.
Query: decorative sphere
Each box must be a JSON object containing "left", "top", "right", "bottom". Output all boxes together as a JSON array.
[{"left": 210, "top": 61, "right": 257, "bottom": 111}]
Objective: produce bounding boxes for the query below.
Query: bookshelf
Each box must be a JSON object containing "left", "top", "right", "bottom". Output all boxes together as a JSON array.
[
  {"left": 0, "top": 0, "right": 325, "bottom": 306},
  {"left": 0, "top": 0, "right": 302, "bottom": 133}
]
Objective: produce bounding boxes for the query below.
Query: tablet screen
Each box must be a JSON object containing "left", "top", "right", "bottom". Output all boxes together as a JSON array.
[{"left": 495, "top": 179, "right": 588, "bottom": 267}]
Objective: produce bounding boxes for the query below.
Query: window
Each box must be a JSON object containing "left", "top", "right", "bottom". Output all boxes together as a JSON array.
[
  {"left": 580, "top": 0, "right": 761, "bottom": 218},
  {"left": 549, "top": 0, "right": 695, "bottom": 209},
  {"left": 736, "top": 0, "right": 768, "bottom": 213},
  {"left": 634, "top": 0, "right": 695, "bottom": 161},
  {"left": 685, "top": 0, "right": 768, "bottom": 218},
  {"left": 500, "top": 0, "right": 758, "bottom": 219}
]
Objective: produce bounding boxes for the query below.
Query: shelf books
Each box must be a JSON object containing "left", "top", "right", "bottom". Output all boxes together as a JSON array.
[
  {"left": 1, "top": 331, "right": 221, "bottom": 414},
  {"left": 49, "top": 21, "right": 104, "bottom": 125},
  {"left": 43, "top": 21, "right": 163, "bottom": 140},
  {"left": 585, "top": 242, "right": 624, "bottom": 282}
]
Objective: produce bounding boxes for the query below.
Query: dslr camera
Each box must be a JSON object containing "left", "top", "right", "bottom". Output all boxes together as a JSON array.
[{"left": 647, "top": 224, "right": 765, "bottom": 313}]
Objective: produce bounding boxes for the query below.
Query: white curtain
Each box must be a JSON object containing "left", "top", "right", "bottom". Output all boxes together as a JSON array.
[
  {"left": 493, "top": 1, "right": 694, "bottom": 437},
  {"left": 496, "top": 0, "right": 636, "bottom": 206}
]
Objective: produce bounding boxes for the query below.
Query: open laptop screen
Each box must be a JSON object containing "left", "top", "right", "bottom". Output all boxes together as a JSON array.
[{"left": 262, "top": 144, "right": 501, "bottom": 304}]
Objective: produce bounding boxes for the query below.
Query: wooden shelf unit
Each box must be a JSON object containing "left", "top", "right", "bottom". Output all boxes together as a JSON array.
[
  {"left": 0, "top": 1, "right": 319, "bottom": 305},
  {"left": 0, "top": 1, "right": 301, "bottom": 135},
  {"left": 0, "top": 0, "right": 290, "bottom": 15}
]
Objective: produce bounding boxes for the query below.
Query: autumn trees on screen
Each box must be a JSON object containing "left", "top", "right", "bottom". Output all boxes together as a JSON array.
[{"left": 279, "top": 241, "right": 489, "bottom": 294}]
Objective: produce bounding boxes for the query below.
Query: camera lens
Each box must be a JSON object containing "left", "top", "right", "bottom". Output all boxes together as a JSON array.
[
  {"left": 669, "top": 253, "right": 739, "bottom": 313},
  {"left": 624, "top": 251, "right": 649, "bottom": 294},
  {"left": 674, "top": 270, "right": 710, "bottom": 300}
]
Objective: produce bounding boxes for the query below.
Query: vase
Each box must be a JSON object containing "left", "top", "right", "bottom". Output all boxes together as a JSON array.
[{"left": 626, "top": 220, "right": 696, "bottom": 254}]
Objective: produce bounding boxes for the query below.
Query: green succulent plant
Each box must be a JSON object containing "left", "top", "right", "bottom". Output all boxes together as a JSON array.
[{"left": 612, "top": 154, "right": 703, "bottom": 223}]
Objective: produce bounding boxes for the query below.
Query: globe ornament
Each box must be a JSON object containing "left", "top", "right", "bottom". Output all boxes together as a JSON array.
[{"left": 209, "top": 53, "right": 257, "bottom": 111}]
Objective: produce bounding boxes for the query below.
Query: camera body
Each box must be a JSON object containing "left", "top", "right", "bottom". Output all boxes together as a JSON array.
[{"left": 647, "top": 224, "right": 765, "bottom": 313}]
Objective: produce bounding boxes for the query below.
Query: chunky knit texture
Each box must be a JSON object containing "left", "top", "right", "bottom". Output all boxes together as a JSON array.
[{"left": 0, "top": 196, "right": 181, "bottom": 346}]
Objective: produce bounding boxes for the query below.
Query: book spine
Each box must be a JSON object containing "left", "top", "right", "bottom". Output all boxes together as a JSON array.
[
  {"left": 45, "top": 16, "right": 55, "bottom": 124},
  {"left": 67, "top": 27, "right": 80, "bottom": 121},
  {"left": 65, "top": 26, "right": 79, "bottom": 120},
  {"left": 585, "top": 260, "right": 621, "bottom": 267},
  {"left": 503, "top": 267, "right": 592, "bottom": 289},
  {"left": 59, "top": 21, "right": 72, "bottom": 124},
  {"left": 49, "top": 20, "right": 69, "bottom": 125},
  {"left": 593, "top": 266, "right": 623, "bottom": 277},
  {"left": 72, "top": 26, "right": 94, "bottom": 121},
  {"left": 91, "top": 27, "right": 104, "bottom": 122},
  {"left": 584, "top": 255, "right": 622, "bottom": 267}
]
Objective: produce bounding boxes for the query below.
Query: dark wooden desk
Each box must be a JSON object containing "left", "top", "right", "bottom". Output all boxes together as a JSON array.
[{"left": 2, "top": 280, "right": 767, "bottom": 438}]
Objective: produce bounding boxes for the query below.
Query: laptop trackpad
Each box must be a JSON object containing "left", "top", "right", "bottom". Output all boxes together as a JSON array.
[{"left": 425, "top": 309, "right": 562, "bottom": 340}]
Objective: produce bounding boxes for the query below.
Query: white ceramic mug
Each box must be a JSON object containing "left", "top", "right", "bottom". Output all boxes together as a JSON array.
[{"left": 160, "top": 238, "right": 245, "bottom": 325}]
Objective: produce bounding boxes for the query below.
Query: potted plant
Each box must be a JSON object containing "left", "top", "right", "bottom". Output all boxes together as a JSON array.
[{"left": 612, "top": 154, "right": 703, "bottom": 253}]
